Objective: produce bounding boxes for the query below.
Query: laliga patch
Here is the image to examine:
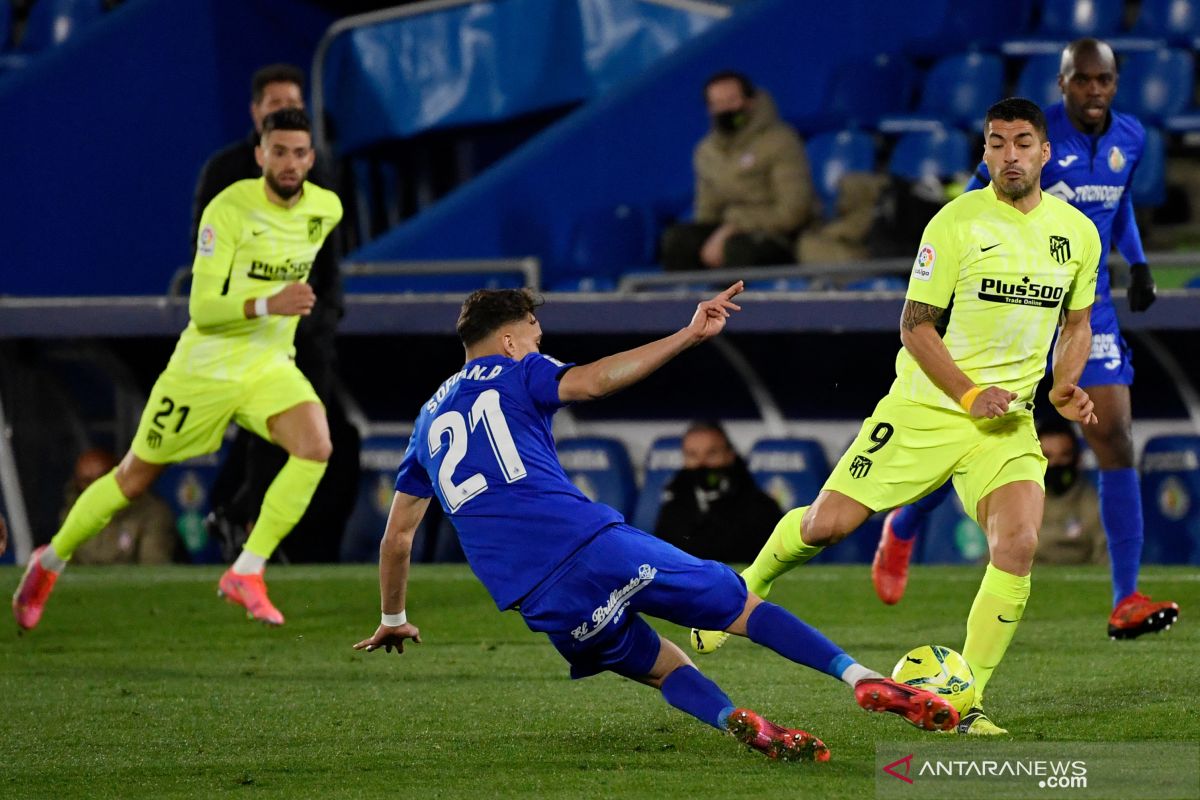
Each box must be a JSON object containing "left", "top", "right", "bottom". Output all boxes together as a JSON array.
[
  {"left": 1108, "top": 146, "right": 1126, "bottom": 172},
  {"left": 912, "top": 244, "right": 935, "bottom": 281},
  {"left": 198, "top": 225, "right": 216, "bottom": 257}
]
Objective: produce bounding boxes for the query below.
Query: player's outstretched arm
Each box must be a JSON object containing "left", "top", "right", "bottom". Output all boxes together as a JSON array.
[
  {"left": 354, "top": 492, "right": 430, "bottom": 654},
  {"left": 899, "top": 300, "right": 1016, "bottom": 418},
  {"left": 1049, "top": 307, "right": 1098, "bottom": 425},
  {"left": 557, "top": 281, "right": 744, "bottom": 403}
]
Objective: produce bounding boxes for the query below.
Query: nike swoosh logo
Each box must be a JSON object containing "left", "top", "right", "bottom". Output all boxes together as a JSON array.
[
  {"left": 252, "top": 229, "right": 268, "bottom": 236},
  {"left": 771, "top": 553, "right": 804, "bottom": 564},
  {"left": 980, "top": 243, "right": 1002, "bottom": 252},
  {"left": 997, "top": 615, "right": 1021, "bottom": 623}
]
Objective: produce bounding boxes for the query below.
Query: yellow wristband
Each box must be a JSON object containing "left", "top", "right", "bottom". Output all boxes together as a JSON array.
[{"left": 959, "top": 386, "right": 982, "bottom": 413}]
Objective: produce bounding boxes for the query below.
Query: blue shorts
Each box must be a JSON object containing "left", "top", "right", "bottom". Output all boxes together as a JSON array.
[
  {"left": 518, "top": 524, "right": 747, "bottom": 680},
  {"left": 1078, "top": 306, "right": 1134, "bottom": 388}
]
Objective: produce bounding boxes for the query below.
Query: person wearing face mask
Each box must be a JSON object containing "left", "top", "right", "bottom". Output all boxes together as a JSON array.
[
  {"left": 654, "top": 421, "right": 782, "bottom": 563},
  {"left": 1035, "top": 418, "right": 1106, "bottom": 566},
  {"left": 660, "top": 71, "right": 816, "bottom": 272}
]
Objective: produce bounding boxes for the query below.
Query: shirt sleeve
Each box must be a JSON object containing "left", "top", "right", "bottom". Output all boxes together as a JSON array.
[
  {"left": 1112, "top": 186, "right": 1147, "bottom": 266},
  {"left": 521, "top": 353, "right": 575, "bottom": 411},
  {"left": 1065, "top": 218, "right": 1101, "bottom": 311},
  {"left": 394, "top": 433, "right": 434, "bottom": 498},
  {"left": 188, "top": 198, "right": 248, "bottom": 329},
  {"left": 964, "top": 161, "right": 990, "bottom": 192},
  {"left": 903, "top": 205, "right": 962, "bottom": 309}
]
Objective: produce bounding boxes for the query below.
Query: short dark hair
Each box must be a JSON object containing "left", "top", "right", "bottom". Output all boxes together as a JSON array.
[
  {"left": 252, "top": 63, "right": 305, "bottom": 104},
  {"left": 1036, "top": 414, "right": 1076, "bottom": 442},
  {"left": 457, "top": 289, "right": 544, "bottom": 347},
  {"left": 984, "top": 97, "right": 1048, "bottom": 141},
  {"left": 684, "top": 420, "right": 734, "bottom": 450},
  {"left": 260, "top": 108, "right": 312, "bottom": 141},
  {"left": 704, "top": 70, "right": 756, "bottom": 101}
]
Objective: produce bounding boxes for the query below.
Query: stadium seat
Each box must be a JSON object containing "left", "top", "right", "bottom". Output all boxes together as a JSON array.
[
  {"left": 1133, "top": 0, "right": 1200, "bottom": 42},
  {"left": 1186, "top": 274, "right": 1200, "bottom": 289},
  {"left": 154, "top": 441, "right": 232, "bottom": 563},
  {"left": 818, "top": 54, "right": 918, "bottom": 129},
  {"left": 1016, "top": 55, "right": 1064, "bottom": 110},
  {"left": 887, "top": 129, "right": 973, "bottom": 182},
  {"left": 1037, "top": 0, "right": 1124, "bottom": 37},
  {"left": 1131, "top": 126, "right": 1166, "bottom": 207},
  {"left": 20, "top": 0, "right": 105, "bottom": 52},
  {"left": 805, "top": 130, "right": 876, "bottom": 221},
  {"left": 562, "top": 204, "right": 654, "bottom": 287},
  {"left": 879, "top": 53, "right": 1003, "bottom": 132},
  {"left": 1118, "top": 49, "right": 1194, "bottom": 123},
  {"left": 1139, "top": 435, "right": 1200, "bottom": 565},
  {"left": 746, "top": 438, "right": 829, "bottom": 516},
  {"left": 630, "top": 436, "right": 682, "bottom": 533},
  {"left": 915, "top": 490, "right": 989, "bottom": 565},
  {"left": 556, "top": 437, "right": 638, "bottom": 519}
]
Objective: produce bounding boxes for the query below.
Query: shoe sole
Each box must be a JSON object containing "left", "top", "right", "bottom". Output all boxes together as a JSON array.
[
  {"left": 857, "top": 681, "right": 957, "bottom": 731},
  {"left": 1109, "top": 606, "right": 1179, "bottom": 640},
  {"left": 727, "top": 712, "right": 829, "bottom": 762},
  {"left": 217, "top": 587, "right": 284, "bottom": 626}
]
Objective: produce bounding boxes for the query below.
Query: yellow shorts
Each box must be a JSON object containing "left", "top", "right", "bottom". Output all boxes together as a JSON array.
[
  {"left": 130, "top": 363, "right": 321, "bottom": 464},
  {"left": 823, "top": 393, "right": 1046, "bottom": 523}
]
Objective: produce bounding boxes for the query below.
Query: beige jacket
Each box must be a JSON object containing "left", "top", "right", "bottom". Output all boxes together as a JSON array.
[{"left": 693, "top": 91, "right": 816, "bottom": 236}]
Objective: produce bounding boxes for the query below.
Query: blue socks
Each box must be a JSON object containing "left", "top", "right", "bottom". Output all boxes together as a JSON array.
[
  {"left": 660, "top": 666, "right": 734, "bottom": 730},
  {"left": 1099, "top": 468, "right": 1143, "bottom": 608},
  {"left": 890, "top": 482, "right": 953, "bottom": 541},
  {"left": 745, "top": 601, "right": 846, "bottom": 678}
]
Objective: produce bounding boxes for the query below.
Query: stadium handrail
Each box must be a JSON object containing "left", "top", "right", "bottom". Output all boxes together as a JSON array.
[{"left": 310, "top": 0, "right": 732, "bottom": 157}]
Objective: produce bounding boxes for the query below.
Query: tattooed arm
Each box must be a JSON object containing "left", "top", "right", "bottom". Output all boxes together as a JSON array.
[{"left": 899, "top": 299, "right": 996, "bottom": 410}]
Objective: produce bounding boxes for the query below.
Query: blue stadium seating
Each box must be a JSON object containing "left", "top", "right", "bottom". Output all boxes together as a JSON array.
[
  {"left": 1132, "top": 0, "right": 1200, "bottom": 43},
  {"left": 821, "top": 54, "right": 918, "bottom": 129},
  {"left": 1118, "top": 49, "right": 1194, "bottom": 123},
  {"left": 1140, "top": 435, "right": 1200, "bottom": 565},
  {"left": 879, "top": 53, "right": 1003, "bottom": 132},
  {"left": 746, "top": 438, "right": 829, "bottom": 517},
  {"left": 1186, "top": 274, "right": 1200, "bottom": 289},
  {"left": 339, "top": 436, "right": 412, "bottom": 563},
  {"left": 887, "top": 129, "right": 973, "bottom": 181},
  {"left": 154, "top": 441, "right": 232, "bottom": 563},
  {"left": 557, "top": 437, "right": 638, "bottom": 519},
  {"left": 1037, "top": 0, "right": 1124, "bottom": 37},
  {"left": 1132, "top": 126, "right": 1166, "bottom": 207},
  {"left": 805, "top": 129, "right": 876, "bottom": 220},
  {"left": 21, "top": 0, "right": 105, "bottom": 52},
  {"left": 631, "top": 436, "right": 682, "bottom": 533},
  {"left": 743, "top": 277, "right": 811, "bottom": 292},
  {"left": 845, "top": 276, "right": 908, "bottom": 291},
  {"left": 1016, "top": 55, "right": 1064, "bottom": 110},
  {"left": 562, "top": 204, "right": 654, "bottom": 286}
]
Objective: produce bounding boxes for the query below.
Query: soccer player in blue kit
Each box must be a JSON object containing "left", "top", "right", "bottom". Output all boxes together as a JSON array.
[
  {"left": 354, "top": 283, "right": 958, "bottom": 761},
  {"left": 871, "top": 38, "right": 1179, "bottom": 639}
]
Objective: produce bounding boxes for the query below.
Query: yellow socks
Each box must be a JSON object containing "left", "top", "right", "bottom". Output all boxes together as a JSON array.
[
  {"left": 740, "top": 506, "right": 824, "bottom": 597},
  {"left": 49, "top": 470, "right": 130, "bottom": 562},
  {"left": 963, "top": 563, "right": 1030, "bottom": 704},
  {"left": 243, "top": 456, "right": 327, "bottom": 559}
]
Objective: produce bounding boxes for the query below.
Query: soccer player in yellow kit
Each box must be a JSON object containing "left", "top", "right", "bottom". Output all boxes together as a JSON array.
[
  {"left": 693, "top": 99, "right": 1101, "bottom": 734},
  {"left": 13, "top": 108, "right": 342, "bottom": 629}
]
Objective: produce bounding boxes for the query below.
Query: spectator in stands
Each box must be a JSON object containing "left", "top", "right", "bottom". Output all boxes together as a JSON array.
[
  {"left": 193, "top": 63, "right": 360, "bottom": 564},
  {"left": 661, "top": 71, "right": 816, "bottom": 271},
  {"left": 654, "top": 421, "right": 781, "bottom": 563},
  {"left": 797, "top": 173, "right": 888, "bottom": 263},
  {"left": 61, "top": 449, "right": 176, "bottom": 565},
  {"left": 1035, "top": 418, "right": 1106, "bottom": 566}
]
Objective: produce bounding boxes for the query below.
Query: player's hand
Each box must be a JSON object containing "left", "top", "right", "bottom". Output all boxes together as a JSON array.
[
  {"left": 686, "top": 281, "right": 743, "bottom": 342},
  {"left": 353, "top": 623, "right": 422, "bottom": 654},
  {"left": 267, "top": 282, "right": 316, "bottom": 317},
  {"left": 1128, "top": 263, "right": 1156, "bottom": 313},
  {"left": 700, "top": 223, "right": 737, "bottom": 269},
  {"left": 1050, "top": 383, "right": 1098, "bottom": 425},
  {"left": 968, "top": 386, "right": 1018, "bottom": 419}
]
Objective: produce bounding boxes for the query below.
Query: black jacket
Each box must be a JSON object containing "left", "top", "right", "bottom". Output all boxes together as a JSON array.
[
  {"left": 191, "top": 132, "right": 344, "bottom": 330},
  {"left": 654, "top": 458, "right": 782, "bottom": 564}
]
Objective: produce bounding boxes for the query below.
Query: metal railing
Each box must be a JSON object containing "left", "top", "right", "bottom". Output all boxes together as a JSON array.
[{"left": 342, "top": 257, "right": 541, "bottom": 289}]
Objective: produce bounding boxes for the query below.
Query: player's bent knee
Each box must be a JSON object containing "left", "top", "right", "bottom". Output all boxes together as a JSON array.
[
  {"left": 992, "top": 526, "right": 1038, "bottom": 573},
  {"left": 294, "top": 439, "right": 332, "bottom": 462}
]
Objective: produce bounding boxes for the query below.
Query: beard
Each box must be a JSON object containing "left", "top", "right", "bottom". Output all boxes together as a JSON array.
[
  {"left": 996, "top": 173, "right": 1037, "bottom": 202},
  {"left": 265, "top": 170, "right": 304, "bottom": 200}
]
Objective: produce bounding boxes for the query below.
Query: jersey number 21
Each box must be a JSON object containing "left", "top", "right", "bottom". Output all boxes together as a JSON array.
[{"left": 429, "top": 389, "right": 527, "bottom": 511}]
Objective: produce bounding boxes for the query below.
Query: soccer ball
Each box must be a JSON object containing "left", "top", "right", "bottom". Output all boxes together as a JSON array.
[{"left": 891, "top": 645, "right": 976, "bottom": 714}]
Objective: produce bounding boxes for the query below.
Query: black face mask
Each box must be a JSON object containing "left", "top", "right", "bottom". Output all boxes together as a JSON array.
[
  {"left": 1044, "top": 465, "right": 1077, "bottom": 497},
  {"left": 713, "top": 108, "right": 749, "bottom": 134}
]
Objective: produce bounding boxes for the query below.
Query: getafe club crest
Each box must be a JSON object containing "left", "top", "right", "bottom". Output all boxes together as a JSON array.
[
  {"left": 308, "top": 217, "right": 323, "bottom": 243},
  {"left": 1108, "top": 146, "right": 1126, "bottom": 172},
  {"left": 1049, "top": 235, "right": 1071, "bottom": 265}
]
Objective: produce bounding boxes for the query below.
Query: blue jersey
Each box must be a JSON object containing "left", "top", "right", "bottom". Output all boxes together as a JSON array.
[
  {"left": 968, "top": 101, "right": 1147, "bottom": 336},
  {"left": 394, "top": 353, "right": 623, "bottom": 609}
]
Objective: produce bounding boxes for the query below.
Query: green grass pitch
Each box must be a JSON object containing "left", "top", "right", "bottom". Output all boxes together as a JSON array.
[{"left": 1, "top": 563, "right": 1195, "bottom": 799}]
